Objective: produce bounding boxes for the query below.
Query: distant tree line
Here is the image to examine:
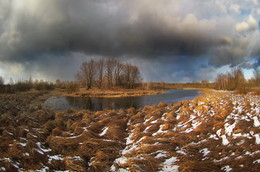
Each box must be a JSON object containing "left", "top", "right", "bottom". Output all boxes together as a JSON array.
[
  {"left": 215, "top": 68, "right": 246, "bottom": 91},
  {"left": 215, "top": 67, "right": 259, "bottom": 90},
  {"left": 0, "top": 78, "right": 55, "bottom": 93},
  {"left": 142, "top": 82, "right": 216, "bottom": 90},
  {"left": 251, "top": 68, "right": 260, "bottom": 86},
  {"left": 75, "top": 58, "right": 142, "bottom": 89}
]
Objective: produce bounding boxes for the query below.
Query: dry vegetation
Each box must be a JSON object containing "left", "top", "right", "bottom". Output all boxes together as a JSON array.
[
  {"left": 0, "top": 90, "right": 259, "bottom": 171},
  {"left": 56, "top": 87, "right": 165, "bottom": 98}
]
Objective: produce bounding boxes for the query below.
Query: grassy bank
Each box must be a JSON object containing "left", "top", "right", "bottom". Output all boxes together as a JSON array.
[
  {"left": 0, "top": 90, "right": 259, "bottom": 171},
  {"left": 51, "top": 87, "right": 165, "bottom": 98}
]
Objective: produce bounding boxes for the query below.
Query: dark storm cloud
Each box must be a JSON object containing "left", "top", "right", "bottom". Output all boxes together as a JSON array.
[
  {"left": 0, "top": 0, "right": 229, "bottom": 63},
  {"left": 0, "top": 0, "right": 259, "bottom": 82}
]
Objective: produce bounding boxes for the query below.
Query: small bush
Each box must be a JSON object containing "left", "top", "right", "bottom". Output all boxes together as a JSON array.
[
  {"left": 35, "top": 82, "right": 54, "bottom": 91},
  {"left": 66, "top": 82, "right": 79, "bottom": 93},
  {"left": 14, "top": 82, "right": 33, "bottom": 92}
]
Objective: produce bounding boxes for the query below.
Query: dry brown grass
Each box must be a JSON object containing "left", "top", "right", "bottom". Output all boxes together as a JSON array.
[{"left": 0, "top": 89, "right": 259, "bottom": 171}]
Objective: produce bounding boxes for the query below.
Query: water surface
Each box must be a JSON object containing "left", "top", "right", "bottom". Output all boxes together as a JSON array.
[{"left": 44, "top": 89, "right": 200, "bottom": 111}]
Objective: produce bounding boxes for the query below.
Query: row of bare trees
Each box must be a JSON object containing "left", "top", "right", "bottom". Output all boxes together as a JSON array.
[
  {"left": 216, "top": 68, "right": 251, "bottom": 91},
  {"left": 75, "top": 59, "right": 142, "bottom": 89},
  {"left": 215, "top": 68, "right": 246, "bottom": 90}
]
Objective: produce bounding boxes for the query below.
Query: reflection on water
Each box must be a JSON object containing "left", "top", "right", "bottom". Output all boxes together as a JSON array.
[{"left": 44, "top": 89, "right": 200, "bottom": 111}]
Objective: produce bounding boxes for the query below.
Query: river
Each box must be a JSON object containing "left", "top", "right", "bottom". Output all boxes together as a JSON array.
[{"left": 44, "top": 89, "right": 200, "bottom": 111}]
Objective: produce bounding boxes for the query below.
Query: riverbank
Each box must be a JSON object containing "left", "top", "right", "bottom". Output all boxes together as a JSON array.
[
  {"left": 0, "top": 90, "right": 259, "bottom": 171},
  {"left": 51, "top": 88, "right": 166, "bottom": 98}
]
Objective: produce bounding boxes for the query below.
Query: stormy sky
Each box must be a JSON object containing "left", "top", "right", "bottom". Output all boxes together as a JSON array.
[{"left": 0, "top": 0, "right": 259, "bottom": 83}]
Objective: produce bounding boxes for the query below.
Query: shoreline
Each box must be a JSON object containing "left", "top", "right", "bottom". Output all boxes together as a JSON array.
[{"left": 48, "top": 88, "right": 166, "bottom": 98}]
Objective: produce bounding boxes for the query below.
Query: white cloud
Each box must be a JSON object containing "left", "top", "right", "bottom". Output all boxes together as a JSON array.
[
  {"left": 230, "top": 4, "right": 241, "bottom": 14},
  {"left": 215, "top": 0, "right": 227, "bottom": 14},
  {"left": 236, "top": 15, "right": 258, "bottom": 32},
  {"left": 246, "top": 0, "right": 259, "bottom": 5}
]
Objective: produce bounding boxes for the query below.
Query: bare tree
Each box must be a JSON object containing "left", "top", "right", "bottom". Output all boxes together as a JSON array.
[
  {"left": 96, "top": 59, "right": 105, "bottom": 89},
  {"left": 75, "top": 58, "right": 142, "bottom": 89},
  {"left": 231, "top": 67, "right": 245, "bottom": 89},
  {"left": 105, "top": 58, "right": 117, "bottom": 88},
  {"left": 75, "top": 60, "right": 96, "bottom": 89},
  {"left": 129, "top": 65, "right": 142, "bottom": 88},
  {"left": 253, "top": 68, "right": 260, "bottom": 86},
  {"left": 114, "top": 62, "right": 124, "bottom": 86},
  {"left": 123, "top": 64, "right": 142, "bottom": 89}
]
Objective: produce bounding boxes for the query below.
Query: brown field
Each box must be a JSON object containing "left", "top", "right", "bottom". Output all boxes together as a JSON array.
[{"left": 0, "top": 90, "right": 259, "bottom": 171}]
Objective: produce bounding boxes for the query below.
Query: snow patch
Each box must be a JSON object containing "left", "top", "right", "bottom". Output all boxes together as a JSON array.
[
  {"left": 36, "top": 142, "right": 51, "bottom": 152},
  {"left": 115, "top": 156, "right": 128, "bottom": 165},
  {"left": 253, "top": 116, "right": 260, "bottom": 127},
  {"left": 253, "top": 159, "right": 260, "bottom": 164},
  {"left": 160, "top": 157, "right": 179, "bottom": 172},
  {"left": 200, "top": 148, "right": 210, "bottom": 157},
  {"left": 154, "top": 151, "right": 168, "bottom": 159},
  {"left": 221, "top": 135, "right": 229, "bottom": 145},
  {"left": 221, "top": 165, "right": 232, "bottom": 172},
  {"left": 19, "top": 142, "right": 27, "bottom": 147},
  {"left": 99, "top": 127, "right": 109, "bottom": 136},
  {"left": 254, "top": 134, "right": 260, "bottom": 144},
  {"left": 48, "top": 155, "right": 64, "bottom": 163},
  {"left": 224, "top": 122, "right": 236, "bottom": 136}
]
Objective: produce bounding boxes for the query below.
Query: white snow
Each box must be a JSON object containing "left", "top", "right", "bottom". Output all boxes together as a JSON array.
[
  {"left": 144, "top": 126, "right": 152, "bottom": 133},
  {"left": 125, "top": 133, "right": 134, "bottom": 145},
  {"left": 144, "top": 116, "right": 153, "bottom": 123},
  {"left": 48, "top": 155, "right": 63, "bottom": 161},
  {"left": 110, "top": 165, "right": 116, "bottom": 171},
  {"left": 121, "top": 144, "right": 138, "bottom": 155},
  {"left": 66, "top": 156, "right": 84, "bottom": 162},
  {"left": 236, "top": 139, "right": 245, "bottom": 146},
  {"left": 99, "top": 127, "right": 109, "bottom": 136},
  {"left": 209, "top": 134, "right": 218, "bottom": 140},
  {"left": 23, "top": 152, "right": 29, "bottom": 156},
  {"left": 221, "top": 165, "right": 232, "bottom": 172},
  {"left": 115, "top": 156, "right": 128, "bottom": 165},
  {"left": 19, "top": 142, "right": 27, "bottom": 147},
  {"left": 253, "top": 116, "right": 260, "bottom": 127},
  {"left": 154, "top": 151, "right": 168, "bottom": 159},
  {"left": 36, "top": 142, "right": 51, "bottom": 152},
  {"left": 216, "top": 129, "right": 222, "bottom": 137},
  {"left": 192, "top": 121, "right": 202, "bottom": 129},
  {"left": 48, "top": 155, "right": 64, "bottom": 163},
  {"left": 0, "top": 158, "right": 11, "bottom": 162},
  {"left": 200, "top": 148, "right": 210, "bottom": 157},
  {"left": 224, "top": 122, "right": 236, "bottom": 136},
  {"left": 150, "top": 119, "right": 159, "bottom": 124},
  {"left": 160, "top": 157, "right": 179, "bottom": 172},
  {"left": 176, "top": 150, "right": 187, "bottom": 155},
  {"left": 254, "top": 134, "right": 260, "bottom": 144},
  {"left": 221, "top": 135, "right": 229, "bottom": 145},
  {"left": 152, "top": 125, "right": 168, "bottom": 136},
  {"left": 161, "top": 113, "right": 168, "bottom": 121},
  {"left": 253, "top": 159, "right": 260, "bottom": 164}
]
